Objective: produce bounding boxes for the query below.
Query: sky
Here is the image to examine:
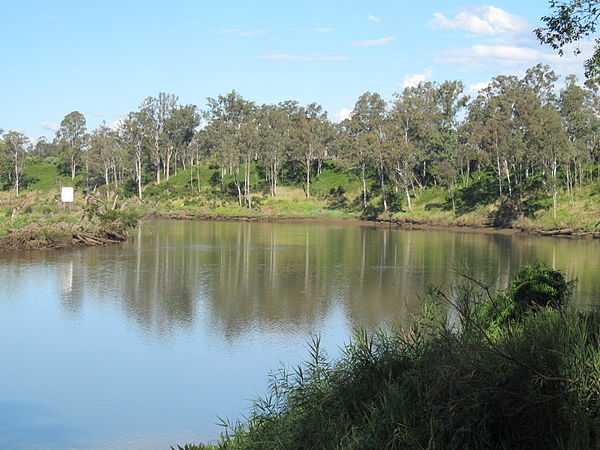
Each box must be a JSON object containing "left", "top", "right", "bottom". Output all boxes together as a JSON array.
[{"left": 0, "top": 0, "right": 595, "bottom": 140}]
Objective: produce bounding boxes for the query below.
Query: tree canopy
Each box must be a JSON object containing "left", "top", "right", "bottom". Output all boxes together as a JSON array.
[{"left": 536, "top": 0, "right": 600, "bottom": 81}]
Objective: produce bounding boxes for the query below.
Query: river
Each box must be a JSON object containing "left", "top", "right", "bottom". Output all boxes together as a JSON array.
[{"left": 1, "top": 220, "right": 598, "bottom": 449}]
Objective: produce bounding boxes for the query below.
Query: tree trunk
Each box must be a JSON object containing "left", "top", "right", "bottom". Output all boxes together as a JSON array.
[
  {"left": 361, "top": 163, "right": 367, "bottom": 209},
  {"left": 305, "top": 158, "right": 311, "bottom": 199},
  {"left": 404, "top": 186, "right": 412, "bottom": 211},
  {"left": 137, "top": 159, "right": 142, "bottom": 200},
  {"left": 379, "top": 166, "right": 387, "bottom": 211}
]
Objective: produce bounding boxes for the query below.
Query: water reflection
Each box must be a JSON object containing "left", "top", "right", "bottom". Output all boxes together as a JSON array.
[
  {"left": 2, "top": 221, "right": 600, "bottom": 448},
  {"left": 2, "top": 220, "right": 598, "bottom": 341}
]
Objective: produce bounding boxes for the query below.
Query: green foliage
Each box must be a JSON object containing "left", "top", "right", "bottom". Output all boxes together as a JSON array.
[
  {"left": 209, "top": 265, "right": 599, "bottom": 449},
  {"left": 450, "top": 172, "right": 499, "bottom": 214},
  {"left": 508, "top": 263, "right": 573, "bottom": 313},
  {"left": 96, "top": 209, "right": 140, "bottom": 228}
]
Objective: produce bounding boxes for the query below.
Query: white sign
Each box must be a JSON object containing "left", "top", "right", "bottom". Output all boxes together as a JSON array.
[{"left": 61, "top": 187, "right": 74, "bottom": 203}]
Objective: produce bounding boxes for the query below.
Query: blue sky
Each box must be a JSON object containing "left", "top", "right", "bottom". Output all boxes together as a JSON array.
[{"left": 0, "top": 0, "right": 594, "bottom": 139}]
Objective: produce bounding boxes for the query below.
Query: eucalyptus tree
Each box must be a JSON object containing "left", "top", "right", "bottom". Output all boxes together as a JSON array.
[
  {"left": 120, "top": 112, "right": 148, "bottom": 199},
  {"left": 430, "top": 81, "right": 468, "bottom": 201},
  {"left": 559, "top": 75, "right": 599, "bottom": 189},
  {"left": 163, "top": 104, "right": 200, "bottom": 178},
  {"left": 466, "top": 75, "right": 526, "bottom": 197},
  {"left": 528, "top": 105, "right": 569, "bottom": 218},
  {"left": 342, "top": 92, "right": 387, "bottom": 209},
  {"left": 139, "top": 93, "right": 178, "bottom": 183},
  {"left": 186, "top": 128, "right": 214, "bottom": 193},
  {"left": 204, "top": 91, "right": 255, "bottom": 206},
  {"left": 2, "top": 131, "right": 28, "bottom": 196},
  {"left": 55, "top": 111, "right": 87, "bottom": 179},
  {"left": 288, "top": 103, "right": 333, "bottom": 198},
  {"left": 389, "top": 83, "right": 440, "bottom": 210},
  {"left": 89, "top": 124, "right": 115, "bottom": 190},
  {"left": 30, "top": 137, "right": 56, "bottom": 159},
  {"left": 257, "top": 103, "right": 289, "bottom": 197}
]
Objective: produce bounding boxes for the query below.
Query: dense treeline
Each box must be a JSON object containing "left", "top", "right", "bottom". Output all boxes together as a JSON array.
[{"left": 1, "top": 64, "right": 599, "bottom": 219}]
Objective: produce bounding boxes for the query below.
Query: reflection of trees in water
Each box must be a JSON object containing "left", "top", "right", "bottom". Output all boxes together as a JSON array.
[
  {"left": 2, "top": 221, "right": 599, "bottom": 340},
  {"left": 59, "top": 259, "right": 84, "bottom": 319}
]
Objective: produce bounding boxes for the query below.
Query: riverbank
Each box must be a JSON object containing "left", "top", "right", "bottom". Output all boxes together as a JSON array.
[
  {"left": 2, "top": 180, "right": 599, "bottom": 252},
  {"left": 0, "top": 192, "right": 138, "bottom": 252},
  {"left": 0, "top": 223, "right": 128, "bottom": 251},
  {"left": 179, "top": 264, "right": 600, "bottom": 449},
  {"left": 2, "top": 207, "right": 598, "bottom": 253},
  {"left": 152, "top": 209, "right": 600, "bottom": 240}
]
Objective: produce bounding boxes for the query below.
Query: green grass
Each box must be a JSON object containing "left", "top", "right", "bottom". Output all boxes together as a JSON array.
[
  {"left": 23, "top": 160, "right": 77, "bottom": 192},
  {"left": 311, "top": 168, "right": 362, "bottom": 197},
  {"left": 515, "top": 184, "right": 600, "bottom": 232},
  {"left": 10, "top": 161, "right": 600, "bottom": 232},
  {"left": 183, "top": 264, "right": 600, "bottom": 449}
]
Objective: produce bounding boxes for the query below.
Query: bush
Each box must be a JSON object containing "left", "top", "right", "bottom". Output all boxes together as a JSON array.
[
  {"left": 96, "top": 209, "right": 140, "bottom": 229},
  {"left": 199, "top": 264, "right": 599, "bottom": 450},
  {"left": 508, "top": 263, "right": 573, "bottom": 314}
]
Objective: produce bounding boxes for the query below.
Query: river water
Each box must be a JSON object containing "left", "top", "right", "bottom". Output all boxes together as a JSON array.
[{"left": 1, "top": 220, "right": 598, "bottom": 448}]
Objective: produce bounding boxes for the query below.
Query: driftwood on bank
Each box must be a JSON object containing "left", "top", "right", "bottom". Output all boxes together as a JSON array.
[{"left": 0, "top": 224, "right": 128, "bottom": 251}]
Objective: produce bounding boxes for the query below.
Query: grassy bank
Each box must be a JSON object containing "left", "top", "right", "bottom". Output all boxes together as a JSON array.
[
  {"left": 140, "top": 165, "right": 600, "bottom": 236},
  {"left": 0, "top": 190, "right": 138, "bottom": 251},
  {"left": 178, "top": 264, "right": 600, "bottom": 449},
  {"left": 2, "top": 161, "right": 600, "bottom": 251}
]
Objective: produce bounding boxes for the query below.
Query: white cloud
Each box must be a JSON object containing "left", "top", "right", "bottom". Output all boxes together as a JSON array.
[
  {"left": 368, "top": 15, "right": 380, "bottom": 23},
  {"left": 430, "top": 6, "right": 530, "bottom": 37},
  {"left": 352, "top": 36, "right": 395, "bottom": 47},
  {"left": 299, "top": 27, "right": 334, "bottom": 33},
  {"left": 258, "top": 54, "right": 349, "bottom": 62},
  {"left": 39, "top": 121, "right": 58, "bottom": 131},
  {"left": 434, "top": 38, "right": 596, "bottom": 81},
  {"left": 111, "top": 118, "right": 125, "bottom": 130},
  {"left": 468, "top": 81, "right": 491, "bottom": 93},
  {"left": 401, "top": 68, "right": 433, "bottom": 89},
  {"left": 436, "top": 45, "right": 542, "bottom": 66},
  {"left": 333, "top": 108, "right": 352, "bottom": 123}
]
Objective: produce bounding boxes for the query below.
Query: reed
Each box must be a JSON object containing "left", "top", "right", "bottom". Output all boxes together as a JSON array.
[{"left": 182, "top": 264, "right": 599, "bottom": 449}]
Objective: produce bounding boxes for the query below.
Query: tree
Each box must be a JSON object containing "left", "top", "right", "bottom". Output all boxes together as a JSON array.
[
  {"left": 256, "top": 103, "right": 290, "bottom": 197},
  {"left": 88, "top": 123, "right": 122, "bottom": 193},
  {"left": 559, "top": 75, "right": 599, "bottom": 190},
  {"left": 56, "top": 111, "right": 87, "bottom": 179},
  {"left": 536, "top": 0, "right": 600, "bottom": 81},
  {"left": 30, "top": 137, "right": 56, "bottom": 159},
  {"left": 390, "top": 83, "right": 439, "bottom": 210},
  {"left": 163, "top": 104, "right": 200, "bottom": 179},
  {"left": 342, "top": 92, "right": 387, "bottom": 209},
  {"left": 120, "top": 112, "right": 148, "bottom": 200},
  {"left": 2, "top": 131, "right": 28, "bottom": 196},
  {"left": 139, "top": 93, "right": 178, "bottom": 183},
  {"left": 289, "top": 103, "right": 333, "bottom": 199},
  {"left": 430, "top": 80, "right": 468, "bottom": 204},
  {"left": 204, "top": 91, "right": 255, "bottom": 206},
  {"left": 529, "top": 106, "right": 569, "bottom": 219}
]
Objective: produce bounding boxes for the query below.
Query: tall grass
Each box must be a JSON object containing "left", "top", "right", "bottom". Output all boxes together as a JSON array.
[{"left": 183, "top": 264, "right": 600, "bottom": 449}]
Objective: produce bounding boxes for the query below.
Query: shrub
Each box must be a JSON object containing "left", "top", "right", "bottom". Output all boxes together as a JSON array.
[
  {"left": 200, "top": 264, "right": 599, "bottom": 450},
  {"left": 508, "top": 263, "right": 573, "bottom": 314},
  {"left": 96, "top": 209, "right": 140, "bottom": 229}
]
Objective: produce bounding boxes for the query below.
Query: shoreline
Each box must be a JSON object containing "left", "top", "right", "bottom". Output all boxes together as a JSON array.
[
  {"left": 151, "top": 211, "right": 600, "bottom": 239},
  {"left": 1, "top": 211, "right": 598, "bottom": 253},
  {"left": 0, "top": 225, "right": 128, "bottom": 252}
]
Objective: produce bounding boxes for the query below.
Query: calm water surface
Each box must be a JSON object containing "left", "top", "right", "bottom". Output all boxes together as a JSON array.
[{"left": 1, "top": 220, "right": 599, "bottom": 449}]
